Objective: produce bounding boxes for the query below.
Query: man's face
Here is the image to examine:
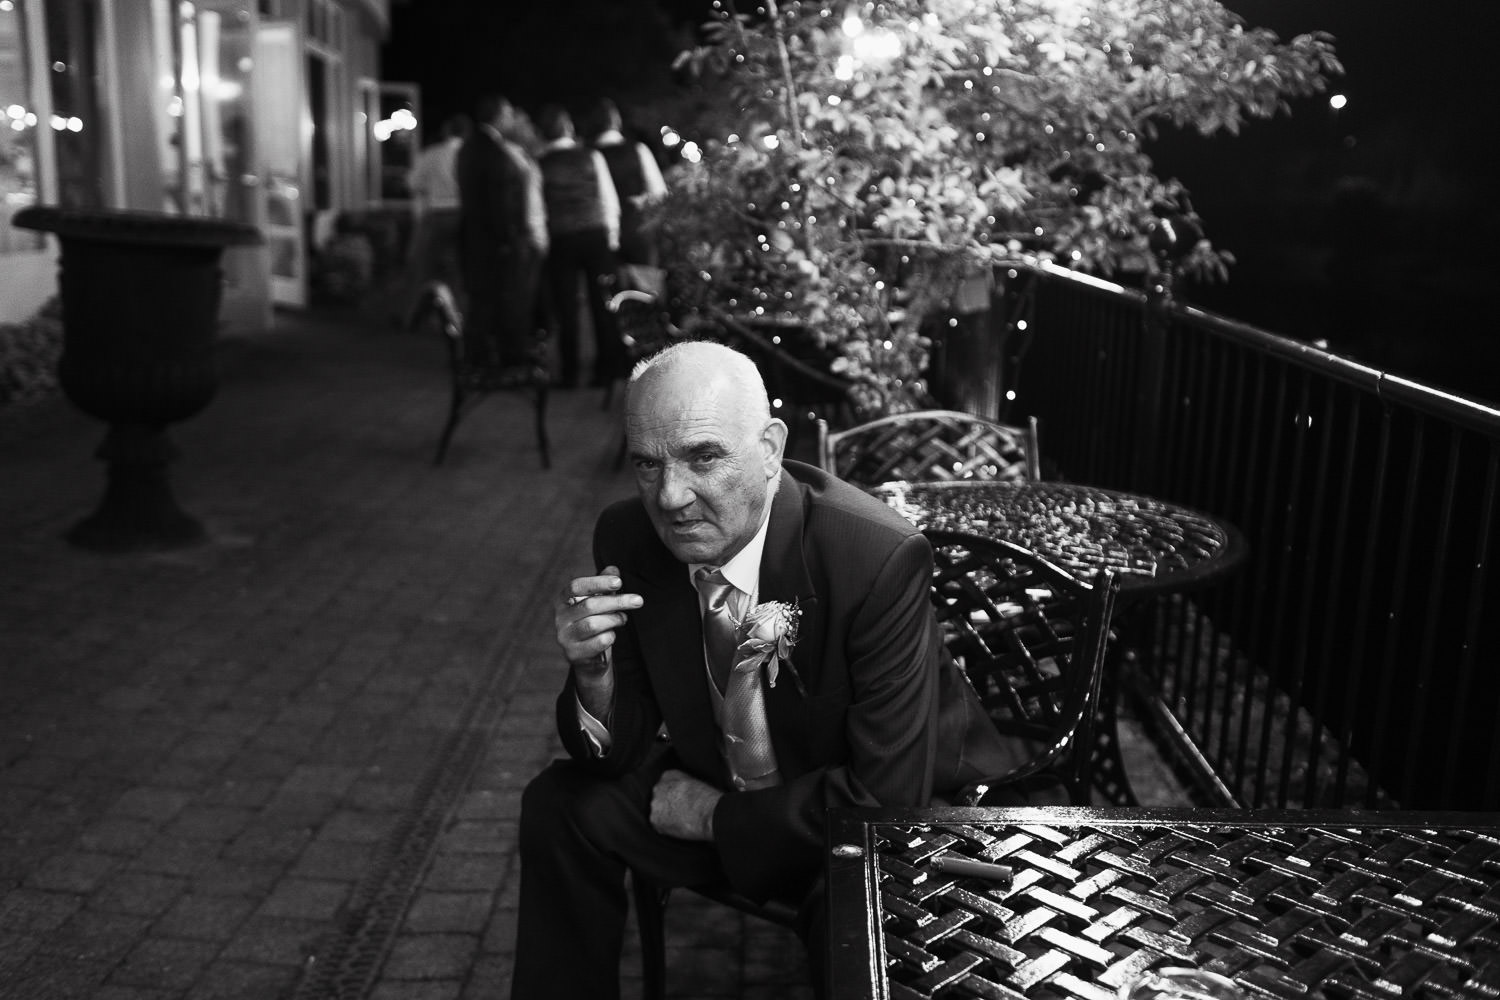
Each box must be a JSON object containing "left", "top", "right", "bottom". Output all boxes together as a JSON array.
[{"left": 626, "top": 368, "right": 785, "bottom": 566}]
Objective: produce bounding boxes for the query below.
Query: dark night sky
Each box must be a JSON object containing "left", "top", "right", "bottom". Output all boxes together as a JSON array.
[{"left": 382, "top": 0, "right": 1496, "bottom": 401}]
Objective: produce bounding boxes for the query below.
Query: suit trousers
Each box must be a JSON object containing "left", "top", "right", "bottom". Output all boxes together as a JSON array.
[
  {"left": 510, "top": 751, "right": 828, "bottom": 999},
  {"left": 543, "top": 227, "right": 623, "bottom": 386}
]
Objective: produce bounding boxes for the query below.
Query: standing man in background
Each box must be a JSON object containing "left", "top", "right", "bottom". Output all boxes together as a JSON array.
[
  {"left": 536, "top": 105, "right": 624, "bottom": 389},
  {"left": 588, "top": 98, "right": 668, "bottom": 273},
  {"left": 456, "top": 95, "right": 547, "bottom": 385},
  {"left": 402, "top": 113, "right": 469, "bottom": 327}
]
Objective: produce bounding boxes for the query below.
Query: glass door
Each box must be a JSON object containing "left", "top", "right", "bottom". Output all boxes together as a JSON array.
[
  {"left": 251, "top": 18, "right": 304, "bottom": 306},
  {"left": 188, "top": 0, "right": 270, "bottom": 322}
]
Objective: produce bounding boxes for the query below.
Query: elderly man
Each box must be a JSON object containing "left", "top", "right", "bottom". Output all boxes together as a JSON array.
[{"left": 511, "top": 341, "right": 1015, "bottom": 999}]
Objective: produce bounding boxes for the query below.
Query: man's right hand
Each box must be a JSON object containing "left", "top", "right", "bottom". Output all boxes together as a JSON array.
[{"left": 555, "top": 565, "right": 642, "bottom": 671}]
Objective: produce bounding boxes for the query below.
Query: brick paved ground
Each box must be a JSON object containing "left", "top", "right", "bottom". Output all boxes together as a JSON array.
[{"left": 0, "top": 307, "right": 1182, "bottom": 1000}]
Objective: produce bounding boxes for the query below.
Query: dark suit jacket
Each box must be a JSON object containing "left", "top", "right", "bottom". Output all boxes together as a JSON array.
[
  {"left": 456, "top": 128, "right": 527, "bottom": 277},
  {"left": 556, "top": 461, "right": 1011, "bottom": 901}
]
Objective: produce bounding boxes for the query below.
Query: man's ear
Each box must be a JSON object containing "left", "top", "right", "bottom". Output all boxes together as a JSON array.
[{"left": 761, "top": 418, "right": 789, "bottom": 475}]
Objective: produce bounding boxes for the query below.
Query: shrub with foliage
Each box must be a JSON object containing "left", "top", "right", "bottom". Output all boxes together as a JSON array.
[
  {"left": 0, "top": 298, "right": 63, "bottom": 410},
  {"left": 659, "top": 0, "right": 1340, "bottom": 415}
]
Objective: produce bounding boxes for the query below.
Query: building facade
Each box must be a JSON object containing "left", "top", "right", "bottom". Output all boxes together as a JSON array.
[{"left": 0, "top": 0, "right": 415, "bottom": 332}]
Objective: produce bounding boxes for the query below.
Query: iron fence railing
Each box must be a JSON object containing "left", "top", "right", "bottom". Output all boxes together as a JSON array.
[{"left": 932, "top": 259, "right": 1500, "bottom": 810}]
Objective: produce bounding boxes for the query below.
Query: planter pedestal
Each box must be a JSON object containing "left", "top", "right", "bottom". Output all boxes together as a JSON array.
[{"left": 15, "top": 206, "right": 262, "bottom": 552}]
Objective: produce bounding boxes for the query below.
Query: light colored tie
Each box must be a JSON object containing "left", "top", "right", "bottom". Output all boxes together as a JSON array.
[
  {"left": 693, "top": 567, "right": 780, "bottom": 789},
  {"left": 694, "top": 567, "right": 738, "bottom": 693}
]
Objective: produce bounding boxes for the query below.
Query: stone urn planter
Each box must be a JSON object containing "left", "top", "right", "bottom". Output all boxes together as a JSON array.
[{"left": 14, "top": 206, "right": 262, "bottom": 552}]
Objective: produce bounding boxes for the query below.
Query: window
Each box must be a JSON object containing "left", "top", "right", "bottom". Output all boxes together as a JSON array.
[{"left": 0, "top": 0, "right": 44, "bottom": 253}]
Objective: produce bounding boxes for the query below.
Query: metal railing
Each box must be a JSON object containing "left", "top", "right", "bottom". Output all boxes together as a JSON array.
[{"left": 935, "top": 259, "right": 1500, "bottom": 809}]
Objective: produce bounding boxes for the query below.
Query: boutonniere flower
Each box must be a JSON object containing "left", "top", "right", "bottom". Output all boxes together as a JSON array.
[{"left": 734, "top": 599, "right": 804, "bottom": 695}]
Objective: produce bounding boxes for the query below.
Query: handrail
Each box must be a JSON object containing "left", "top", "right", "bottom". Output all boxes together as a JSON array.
[{"left": 995, "top": 256, "right": 1500, "bottom": 435}]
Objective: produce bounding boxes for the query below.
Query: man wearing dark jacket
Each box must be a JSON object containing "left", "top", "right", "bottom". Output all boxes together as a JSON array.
[
  {"left": 511, "top": 341, "right": 1016, "bottom": 998},
  {"left": 455, "top": 94, "right": 546, "bottom": 382}
]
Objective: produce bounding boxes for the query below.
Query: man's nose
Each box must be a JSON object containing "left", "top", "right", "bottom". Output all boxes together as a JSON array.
[{"left": 655, "top": 466, "right": 695, "bottom": 511}]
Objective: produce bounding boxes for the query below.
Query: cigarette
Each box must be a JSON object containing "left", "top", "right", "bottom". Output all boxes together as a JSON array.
[{"left": 929, "top": 855, "right": 1013, "bottom": 884}]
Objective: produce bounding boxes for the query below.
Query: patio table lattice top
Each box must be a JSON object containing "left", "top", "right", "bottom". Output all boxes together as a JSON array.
[
  {"left": 870, "top": 480, "right": 1240, "bottom": 591},
  {"left": 838, "top": 810, "right": 1500, "bottom": 1000}
]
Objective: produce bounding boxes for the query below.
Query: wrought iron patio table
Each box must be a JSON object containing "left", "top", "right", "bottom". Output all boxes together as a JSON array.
[
  {"left": 870, "top": 480, "right": 1248, "bottom": 805},
  {"left": 867, "top": 480, "right": 1246, "bottom": 597},
  {"left": 826, "top": 805, "right": 1500, "bottom": 1000}
]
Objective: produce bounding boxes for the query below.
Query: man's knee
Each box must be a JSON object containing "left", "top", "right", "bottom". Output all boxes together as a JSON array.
[{"left": 519, "top": 760, "right": 644, "bottom": 854}]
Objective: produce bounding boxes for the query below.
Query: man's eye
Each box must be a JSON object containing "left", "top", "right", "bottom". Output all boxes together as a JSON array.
[
  {"left": 634, "top": 459, "right": 660, "bottom": 474},
  {"left": 691, "top": 452, "right": 719, "bottom": 467}
]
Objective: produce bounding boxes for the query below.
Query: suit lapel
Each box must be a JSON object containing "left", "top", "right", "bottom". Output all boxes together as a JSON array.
[{"left": 758, "top": 472, "right": 825, "bottom": 743}]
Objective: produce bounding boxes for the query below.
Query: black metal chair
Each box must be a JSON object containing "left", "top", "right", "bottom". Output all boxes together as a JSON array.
[
  {"left": 409, "top": 280, "right": 551, "bottom": 469},
  {"left": 816, "top": 408, "right": 1041, "bottom": 486},
  {"left": 631, "top": 531, "right": 1118, "bottom": 998},
  {"left": 923, "top": 528, "right": 1119, "bottom": 806}
]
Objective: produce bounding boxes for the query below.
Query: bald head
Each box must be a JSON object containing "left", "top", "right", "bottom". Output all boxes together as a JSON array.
[
  {"left": 624, "top": 341, "right": 787, "bottom": 565},
  {"left": 628, "top": 340, "right": 771, "bottom": 429}
]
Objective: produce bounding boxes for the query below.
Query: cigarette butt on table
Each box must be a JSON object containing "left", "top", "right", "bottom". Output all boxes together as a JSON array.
[{"left": 930, "top": 855, "right": 1013, "bottom": 884}]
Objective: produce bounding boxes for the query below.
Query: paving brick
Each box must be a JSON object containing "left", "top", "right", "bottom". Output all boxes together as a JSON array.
[
  {"left": 218, "top": 745, "right": 303, "bottom": 780},
  {"left": 199, "top": 777, "right": 280, "bottom": 809},
  {"left": 88, "top": 986, "right": 163, "bottom": 1000},
  {"left": 36, "top": 909, "right": 152, "bottom": 964},
  {"left": 126, "top": 834, "right": 223, "bottom": 878},
  {"left": 0, "top": 949, "right": 111, "bottom": 1000},
  {"left": 217, "top": 915, "right": 326, "bottom": 966},
  {"left": 434, "top": 819, "right": 510, "bottom": 855},
  {"left": 108, "top": 787, "right": 194, "bottom": 825},
  {"left": 402, "top": 891, "right": 493, "bottom": 934},
  {"left": 0, "top": 930, "right": 44, "bottom": 975},
  {"left": 0, "top": 887, "right": 83, "bottom": 932},
  {"left": 108, "top": 936, "right": 221, "bottom": 991},
  {"left": 343, "top": 777, "right": 416, "bottom": 812},
  {"left": 288, "top": 838, "right": 375, "bottom": 881},
  {"left": 454, "top": 788, "right": 519, "bottom": 821},
  {"left": 222, "top": 823, "right": 314, "bottom": 865},
  {"left": 184, "top": 960, "right": 298, "bottom": 1000},
  {"left": 150, "top": 759, "right": 222, "bottom": 791},
  {"left": 317, "top": 809, "right": 399, "bottom": 844},
  {"left": 380, "top": 932, "right": 479, "bottom": 980},
  {"left": 77, "top": 817, "right": 159, "bottom": 856},
  {"left": 166, "top": 804, "right": 257, "bottom": 842},
  {"left": 168, "top": 732, "right": 248, "bottom": 765},
  {"left": 371, "top": 981, "right": 463, "bottom": 1000},
  {"left": 0, "top": 753, "right": 79, "bottom": 789},
  {"left": 421, "top": 854, "right": 508, "bottom": 894},
  {"left": 90, "top": 871, "right": 189, "bottom": 917},
  {"left": 155, "top": 893, "right": 258, "bottom": 941},
  {"left": 25, "top": 851, "right": 118, "bottom": 893},
  {"left": 192, "top": 860, "right": 285, "bottom": 898},
  {"left": 255, "top": 877, "right": 350, "bottom": 921}
]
